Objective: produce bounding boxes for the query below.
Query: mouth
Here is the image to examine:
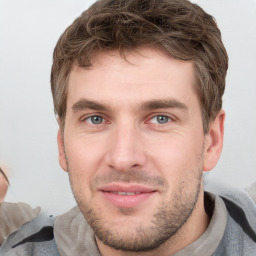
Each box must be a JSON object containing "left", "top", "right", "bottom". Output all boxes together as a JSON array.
[
  {"left": 109, "top": 191, "right": 143, "bottom": 195},
  {"left": 98, "top": 184, "right": 157, "bottom": 208}
]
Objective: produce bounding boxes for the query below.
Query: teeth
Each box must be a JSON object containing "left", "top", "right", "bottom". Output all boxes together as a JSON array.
[{"left": 111, "top": 192, "right": 141, "bottom": 195}]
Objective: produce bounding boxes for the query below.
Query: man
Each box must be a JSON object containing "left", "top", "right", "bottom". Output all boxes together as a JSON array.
[{"left": 1, "top": 0, "right": 256, "bottom": 255}]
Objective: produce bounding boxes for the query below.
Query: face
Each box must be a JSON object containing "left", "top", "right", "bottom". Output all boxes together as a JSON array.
[{"left": 58, "top": 48, "right": 221, "bottom": 253}]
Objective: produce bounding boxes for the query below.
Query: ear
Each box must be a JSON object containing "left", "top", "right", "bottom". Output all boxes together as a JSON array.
[
  {"left": 57, "top": 129, "right": 68, "bottom": 172},
  {"left": 203, "top": 110, "right": 225, "bottom": 172}
]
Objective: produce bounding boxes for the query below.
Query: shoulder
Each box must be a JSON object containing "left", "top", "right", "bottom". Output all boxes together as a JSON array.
[
  {"left": 0, "top": 212, "right": 59, "bottom": 256},
  {"left": 205, "top": 181, "right": 256, "bottom": 224},
  {"left": 0, "top": 202, "right": 41, "bottom": 244},
  {"left": 205, "top": 181, "right": 256, "bottom": 255},
  {"left": 0, "top": 201, "right": 41, "bottom": 221}
]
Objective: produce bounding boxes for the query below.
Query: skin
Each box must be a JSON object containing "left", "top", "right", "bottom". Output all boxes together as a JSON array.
[
  {"left": 0, "top": 170, "right": 9, "bottom": 203},
  {"left": 58, "top": 48, "right": 225, "bottom": 256}
]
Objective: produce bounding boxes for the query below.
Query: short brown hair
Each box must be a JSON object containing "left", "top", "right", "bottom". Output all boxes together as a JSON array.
[{"left": 51, "top": 0, "right": 228, "bottom": 132}]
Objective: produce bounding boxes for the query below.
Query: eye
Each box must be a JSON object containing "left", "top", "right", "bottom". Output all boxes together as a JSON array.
[
  {"left": 85, "top": 115, "right": 104, "bottom": 125},
  {"left": 150, "top": 115, "right": 171, "bottom": 124}
]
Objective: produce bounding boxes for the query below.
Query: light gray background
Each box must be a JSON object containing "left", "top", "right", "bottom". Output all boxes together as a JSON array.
[{"left": 0, "top": 0, "right": 255, "bottom": 215}]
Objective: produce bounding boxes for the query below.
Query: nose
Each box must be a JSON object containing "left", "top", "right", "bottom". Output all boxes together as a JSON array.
[{"left": 105, "top": 122, "right": 147, "bottom": 172}]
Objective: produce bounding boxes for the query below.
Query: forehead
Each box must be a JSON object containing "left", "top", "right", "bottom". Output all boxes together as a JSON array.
[{"left": 67, "top": 48, "right": 197, "bottom": 109}]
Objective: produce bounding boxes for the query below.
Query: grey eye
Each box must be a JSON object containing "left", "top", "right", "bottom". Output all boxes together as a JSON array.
[
  {"left": 87, "top": 116, "right": 104, "bottom": 125},
  {"left": 151, "top": 115, "right": 171, "bottom": 124},
  {"left": 157, "top": 116, "right": 169, "bottom": 124}
]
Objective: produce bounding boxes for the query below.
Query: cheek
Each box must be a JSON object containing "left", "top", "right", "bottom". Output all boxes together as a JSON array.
[
  {"left": 154, "top": 133, "right": 202, "bottom": 154},
  {"left": 147, "top": 134, "right": 204, "bottom": 176},
  {"left": 66, "top": 141, "right": 95, "bottom": 201},
  {"left": 64, "top": 135, "right": 105, "bottom": 179}
]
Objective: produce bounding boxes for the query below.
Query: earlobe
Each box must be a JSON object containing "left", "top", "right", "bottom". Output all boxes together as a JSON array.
[
  {"left": 203, "top": 110, "right": 225, "bottom": 172},
  {"left": 57, "top": 129, "right": 68, "bottom": 172}
]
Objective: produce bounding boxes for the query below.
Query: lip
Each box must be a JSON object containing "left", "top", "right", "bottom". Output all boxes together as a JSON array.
[{"left": 98, "top": 183, "right": 157, "bottom": 208}]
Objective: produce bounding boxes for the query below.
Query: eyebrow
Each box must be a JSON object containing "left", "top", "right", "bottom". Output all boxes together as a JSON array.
[
  {"left": 140, "top": 99, "right": 188, "bottom": 111},
  {"left": 72, "top": 99, "right": 108, "bottom": 112},
  {"left": 72, "top": 98, "right": 188, "bottom": 112}
]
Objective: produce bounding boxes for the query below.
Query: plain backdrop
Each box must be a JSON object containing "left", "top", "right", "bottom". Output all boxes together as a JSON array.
[{"left": 0, "top": 0, "right": 256, "bottom": 215}]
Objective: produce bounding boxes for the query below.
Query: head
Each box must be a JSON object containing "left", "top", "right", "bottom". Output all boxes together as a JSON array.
[
  {"left": 0, "top": 167, "right": 9, "bottom": 203},
  {"left": 52, "top": 0, "right": 227, "bottom": 254}
]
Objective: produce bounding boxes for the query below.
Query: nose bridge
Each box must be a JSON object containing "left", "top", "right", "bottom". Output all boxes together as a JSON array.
[{"left": 106, "top": 117, "right": 146, "bottom": 171}]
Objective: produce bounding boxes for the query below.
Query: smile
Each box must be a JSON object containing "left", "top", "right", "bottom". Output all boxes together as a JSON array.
[
  {"left": 109, "top": 191, "right": 142, "bottom": 195},
  {"left": 98, "top": 184, "right": 157, "bottom": 208}
]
